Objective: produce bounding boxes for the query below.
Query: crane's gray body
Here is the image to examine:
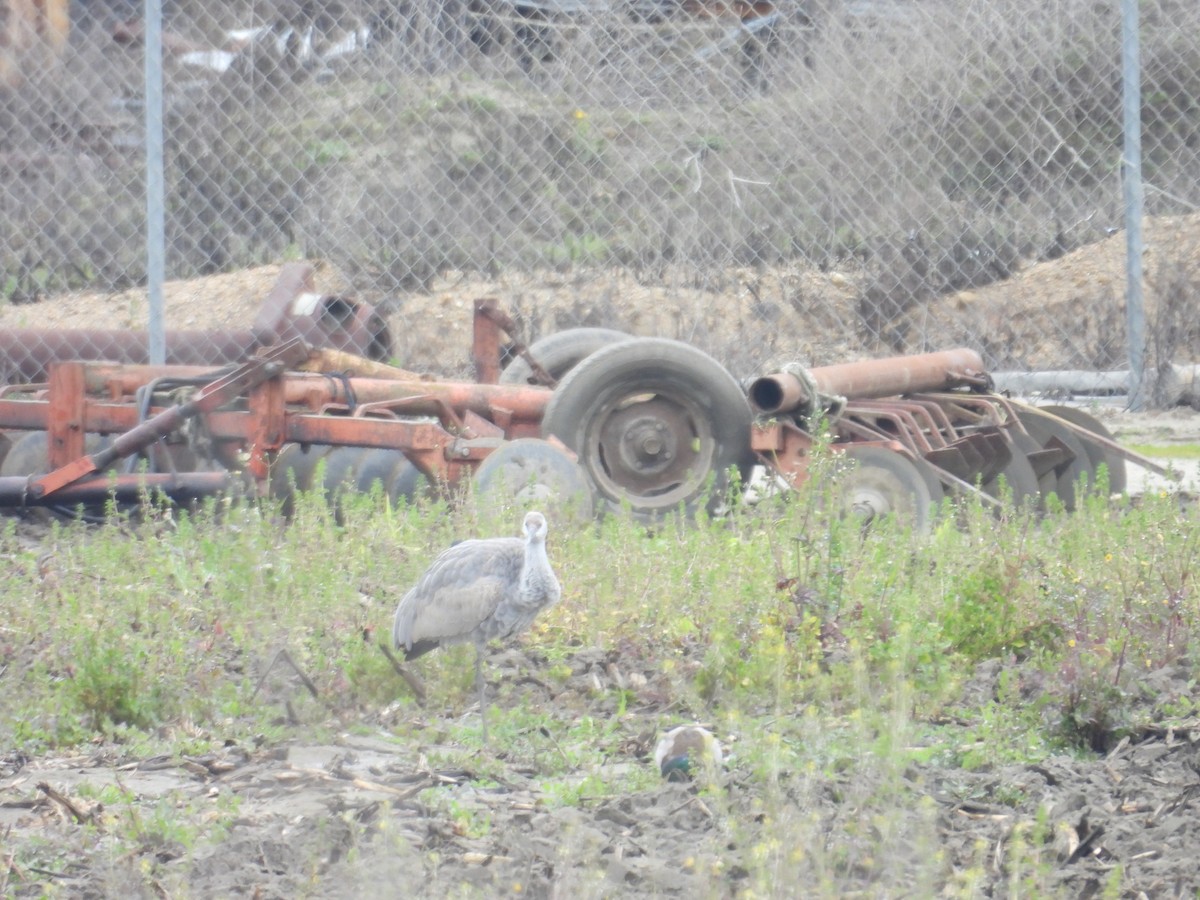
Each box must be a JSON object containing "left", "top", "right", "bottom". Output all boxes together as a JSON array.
[{"left": 392, "top": 511, "right": 561, "bottom": 660}]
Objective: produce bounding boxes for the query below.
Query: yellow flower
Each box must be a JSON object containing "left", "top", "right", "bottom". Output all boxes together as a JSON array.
[{"left": 573, "top": 108, "right": 587, "bottom": 120}]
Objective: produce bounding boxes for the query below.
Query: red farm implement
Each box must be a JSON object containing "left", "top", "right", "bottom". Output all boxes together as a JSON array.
[{"left": 0, "top": 267, "right": 1167, "bottom": 525}]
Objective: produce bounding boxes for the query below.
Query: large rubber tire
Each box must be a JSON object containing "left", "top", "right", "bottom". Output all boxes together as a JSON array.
[
  {"left": 320, "top": 447, "right": 364, "bottom": 498},
  {"left": 540, "top": 338, "right": 755, "bottom": 521},
  {"left": 268, "top": 443, "right": 333, "bottom": 517},
  {"left": 388, "top": 459, "right": 433, "bottom": 506},
  {"left": 473, "top": 437, "right": 595, "bottom": 522},
  {"left": 354, "top": 448, "right": 408, "bottom": 495},
  {"left": 835, "top": 444, "right": 936, "bottom": 533},
  {"left": 500, "top": 327, "right": 633, "bottom": 386}
]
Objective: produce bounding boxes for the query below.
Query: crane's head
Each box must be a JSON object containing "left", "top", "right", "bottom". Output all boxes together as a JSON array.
[{"left": 522, "top": 510, "right": 549, "bottom": 543}]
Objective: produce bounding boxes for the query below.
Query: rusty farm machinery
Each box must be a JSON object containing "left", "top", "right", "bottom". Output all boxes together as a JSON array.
[{"left": 0, "top": 264, "right": 1167, "bottom": 526}]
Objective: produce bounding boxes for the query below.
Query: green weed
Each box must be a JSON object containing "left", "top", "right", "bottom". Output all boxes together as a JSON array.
[{"left": 0, "top": 479, "right": 1197, "bottom": 897}]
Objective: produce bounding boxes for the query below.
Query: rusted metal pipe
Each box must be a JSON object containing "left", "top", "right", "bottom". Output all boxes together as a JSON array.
[
  {"left": 748, "top": 348, "right": 987, "bottom": 416},
  {"left": 0, "top": 472, "right": 232, "bottom": 507},
  {"left": 79, "top": 367, "right": 555, "bottom": 423},
  {"left": 283, "top": 374, "right": 554, "bottom": 422},
  {"left": 0, "top": 263, "right": 393, "bottom": 384}
]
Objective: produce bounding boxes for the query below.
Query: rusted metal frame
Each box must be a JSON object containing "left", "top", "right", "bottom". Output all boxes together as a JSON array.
[
  {"left": 198, "top": 411, "right": 468, "bottom": 487},
  {"left": 750, "top": 420, "right": 816, "bottom": 483},
  {"left": 912, "top": 392, "right": 1026, "bottom": 434},
  {"left": 879, "top": 394, "right": 1035, "bottom": 507},
  {"left": 244, "top": 371, "right": 288, "bottom": 487},
  {"left": 269, "top": 374, "right": 557, "bottom": 423},
  {"left": 845, "top": 399, "right": 957, "bottom": 452},
  {"left": 472, "top": 298, "right": 505, "bottom": 385},
  {"left": 30, "top": 341, "right": 309, "bottom": 499},
  {"left": 461, "top": 410, "right": 506, "bottom": 439},
  {"left": 314, "top": 397, "right": 506, "bottom": 452},
  {"left": 890, "top": 397, "right": 970, "bottom": 445},
  {"left": 833, "top": 415, "right": 904, "bottom": 447},
  {"left": 0, "top": 384, "right": 538, "bottom": 497},
  {"left": 750, "top": 422, "right": 913, "bottom": 486},
  {"left": 1016, "top": 402, "right": 1177, "bottom": 479},
  {"left": 914, "top": 396, "right": 1027, "bottom": 477},
  {"left": 877, "top": 399, "right": 1013, "bottom": 487},
  {"left": 841, "top": 418, "right": 1002, "bottom": 507},
  {"left": 838, "top": 404, "right": 935, "bottom": 455},
  {"left": 827, "top": 410, "right": 975, "bottom": 500},
  {"left": 340, "top": 394, "right": 472, "bottom": 438},
  {"left": 47, "top": 362, "right": 87, "bottom": 468},
  {"left": 0, "top": 400, "right": 141, "bottom": 433},
  {"left": 282, "top": 415, "right": 472, "bottom": 486},
  {"left": 907, "top": 393, "right": 1044, "bottom": 475},
  {"left": 77, "top": 364, "right": 556, "bottom": 423},
  {"left": 472, "top": 298, "right": 556, "bottom": 388}
]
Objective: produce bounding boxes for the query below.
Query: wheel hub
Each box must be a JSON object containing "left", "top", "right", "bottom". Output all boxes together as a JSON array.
[
  {"left": 597, "top": 397, "right": 702, "bottom": 494},
  {"left": 619, "top": 416, "right": 678, "bottom": 473}
]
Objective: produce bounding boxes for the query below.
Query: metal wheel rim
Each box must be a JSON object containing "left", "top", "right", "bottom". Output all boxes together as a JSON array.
[
  {"left": 836, "top": 445, "right": 935, "bottom": 532},
  {"left": 585, "top": 389, "right": 717, "bottom": 511}
]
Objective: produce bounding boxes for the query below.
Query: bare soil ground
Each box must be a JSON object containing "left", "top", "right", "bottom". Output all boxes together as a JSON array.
[
  {"left": 3, "top": 223, "right": 1200, "bottom": 897},
  {"left": 3, "top": 644, "right": 1200, "bottom": 897}
]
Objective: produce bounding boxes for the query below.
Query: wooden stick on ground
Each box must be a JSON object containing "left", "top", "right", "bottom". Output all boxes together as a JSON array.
[
  {"left": 379, "top": 642, "right": 428, "bottom": 705},
  {"left": 36, "top": 782, "right": 93, "bottom": 825}
]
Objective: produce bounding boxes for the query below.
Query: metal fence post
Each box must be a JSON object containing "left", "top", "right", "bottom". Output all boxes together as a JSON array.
[
  {"left": 1122, "top": 0, "right": 1146, "bottom": 410},
  {"left": 144, "top": 0, "right": 166, "bottom": 365}
]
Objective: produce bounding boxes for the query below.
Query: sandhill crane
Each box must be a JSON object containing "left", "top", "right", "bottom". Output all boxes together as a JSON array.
[
  {"left": 655, "top": 725, "right": 724, "bottom": 783},
  {"left": 392, "top": 510, "right": 561, "bottom": 739}
]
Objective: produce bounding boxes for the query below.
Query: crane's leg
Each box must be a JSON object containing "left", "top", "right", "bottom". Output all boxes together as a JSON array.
[{"left": 475, "top": 646, "right": 488, "bottom": 744}]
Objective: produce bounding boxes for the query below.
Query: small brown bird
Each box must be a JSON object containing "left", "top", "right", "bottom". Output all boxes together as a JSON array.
[{"left": 392, "top": 511, "right": 561, "bottom": 738}]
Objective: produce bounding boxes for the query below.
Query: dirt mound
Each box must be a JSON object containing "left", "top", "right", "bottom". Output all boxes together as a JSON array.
[
  {"left": 7, "top": 213, "right": 1200, "bottom": 379},
  {"left": 915, "top": 214, "right": 1200, "bottom": 370}
]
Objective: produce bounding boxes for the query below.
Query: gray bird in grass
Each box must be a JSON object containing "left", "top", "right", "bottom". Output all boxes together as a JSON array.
[
  {"left": 655, "top": 725, "right": 724, "bottom": 783},
  {"left": 392, "top": 510, "right": 561, "bottom": 739}
]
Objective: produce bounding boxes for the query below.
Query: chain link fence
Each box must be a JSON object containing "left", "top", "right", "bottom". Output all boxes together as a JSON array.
[{"left": 2, "top": 0, "right": 1199, "bottom": 393}]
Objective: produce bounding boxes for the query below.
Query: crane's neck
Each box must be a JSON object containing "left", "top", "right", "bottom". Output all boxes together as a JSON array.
[
  {"left": 522, "top": 536, "right": 547, "bottom": 577},
  {"left": 520, "top": 536, "right": 559, "bottom": 599}
]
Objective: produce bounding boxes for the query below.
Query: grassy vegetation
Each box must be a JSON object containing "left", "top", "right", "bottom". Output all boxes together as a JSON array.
[
  {"left": 1, "top": 474, "right": 1197, "bottom": 893},
  {"left": 1126, "top": 442, "right": 1200, "bottom": 459}
]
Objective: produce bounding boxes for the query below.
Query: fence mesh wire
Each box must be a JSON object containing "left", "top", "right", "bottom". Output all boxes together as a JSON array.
[{"left": 2, "top": 0, "right": 1199, "bottom": 389}]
